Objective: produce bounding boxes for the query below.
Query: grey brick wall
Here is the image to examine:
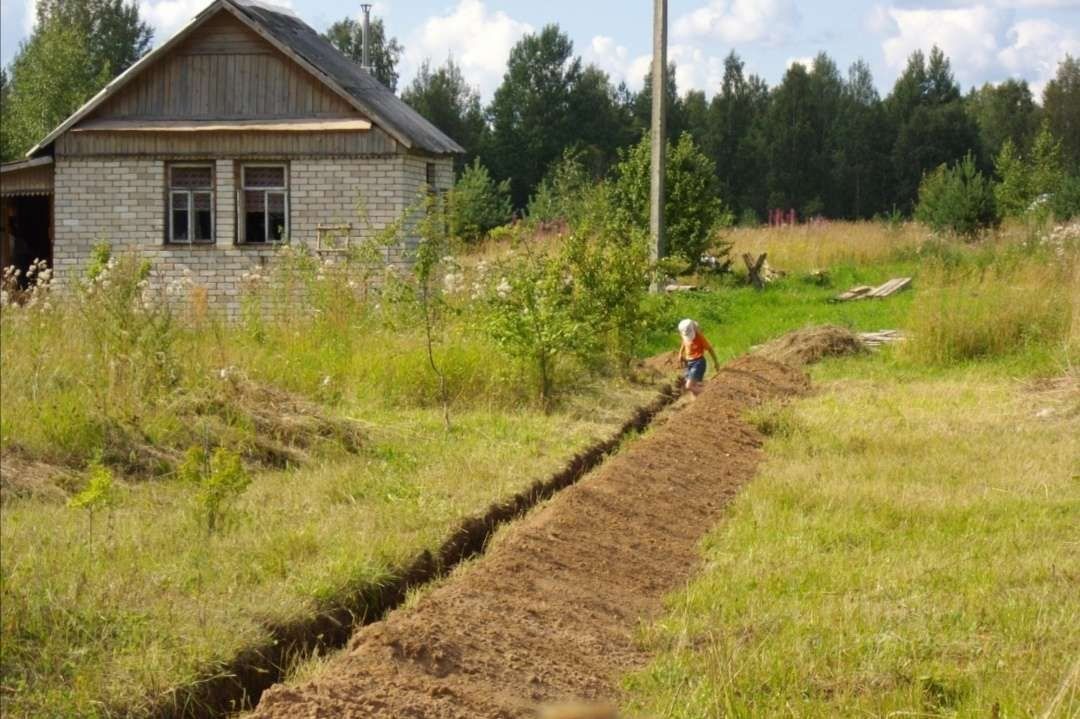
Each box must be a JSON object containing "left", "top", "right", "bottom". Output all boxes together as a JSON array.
[{"left": 52, "top": 153, "right": 455, "bottom": 314}]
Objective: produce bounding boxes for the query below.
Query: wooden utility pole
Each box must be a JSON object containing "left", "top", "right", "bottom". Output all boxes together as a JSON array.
[{"left": 649, "top": 0, "right": 667, "bottom": 291}]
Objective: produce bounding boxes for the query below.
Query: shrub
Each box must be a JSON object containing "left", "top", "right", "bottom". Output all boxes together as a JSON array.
[
  {"left": 561, "top": 184, "right": 652, "bottom": 367},
  {"left": 473, "top": 185, "right": 652, "bottom": 400},
  {"left": 1051, "top": 175, "right": 1080, "bottom": 221},
  {"left": 68, "top": 460, "right": 120, "bottom": 548},
  {"left": 476, "top": 244, "right": 582, "bottom": 404},
  {"left": 526, "top": 149, "right": 593, "bottom": 226},
  {"left": 611, "top": 133, "right": 731, "bottom": 266},
  {"left": 448, "top": 159, "right": 512, "bottom": 243},
  {"left": 915, "top": 153, "right": 998, "bottom": 237},
  {"left": 179, "top": 446, "right": 250, "bottom": 535},
  {"left": 994, "top": 124, "right": 1068, "bottom": 222}
]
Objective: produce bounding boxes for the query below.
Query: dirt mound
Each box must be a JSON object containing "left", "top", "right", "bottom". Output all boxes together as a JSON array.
[
  {"left": 0, "top": 450, "right": 79, "bottom": 503},
  {"left": 640, "top": 349, "right": 681, "bottom": 375},
  {"left": 251, "top": 356, "right": 809, "bottom": 718},
  {"left": 176, "top": 377, "right": 365, "bottom": 469},
  {"left": 1, "top": 379, "right": 365, "bottom": 500},
  {"left": 750, "top": 324, "right": 865, "bottom": 367}
]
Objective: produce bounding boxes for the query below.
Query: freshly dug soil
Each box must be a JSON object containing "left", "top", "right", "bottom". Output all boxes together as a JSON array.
[
  {"left": 750, "top": 324, "right": 865, "bottom": 367},
  {"left": 251, "top": 355, "right": 809, "bottom": 718}
]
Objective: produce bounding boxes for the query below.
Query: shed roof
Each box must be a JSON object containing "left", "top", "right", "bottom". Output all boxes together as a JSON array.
[
  {"left": 229, "top": 1, "right": 464, "bottom": 155},
  {"left": 27, "top": 0, "right": 464, "bottom": 158}
]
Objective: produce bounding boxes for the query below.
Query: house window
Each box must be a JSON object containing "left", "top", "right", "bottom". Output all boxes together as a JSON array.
[
  {"left": 240, "top": 164, "right": 289, "bottom": 244},
  {"left": 425, "top": 162, "right": 437, "bottom": 193},
  {"left": 168, "top": 164, "right": 214, "bottom": 244}
]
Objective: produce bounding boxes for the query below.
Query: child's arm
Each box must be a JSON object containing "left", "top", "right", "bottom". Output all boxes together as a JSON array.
[{"left": 704, "top": 339, "right": 720, "bottom": 374}]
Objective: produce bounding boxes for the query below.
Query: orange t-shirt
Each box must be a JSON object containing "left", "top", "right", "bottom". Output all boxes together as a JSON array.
[{"left": 682, "top": 333, "right": 712, "bottom": 361}]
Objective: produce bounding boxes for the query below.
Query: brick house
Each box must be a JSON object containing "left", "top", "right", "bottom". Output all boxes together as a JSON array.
[{"left": 0, "top": 0, "right": 462, "bottom": 307}]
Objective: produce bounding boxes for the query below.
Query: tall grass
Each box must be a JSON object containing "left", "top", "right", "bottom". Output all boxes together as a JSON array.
[
  {"left": 904, "top": 224, "right": 1079, "bottom": 367},
  {"left": 727, "top": 220, "right": 923, "bottom": 273},
  {"left": 0, "top": 243, "right": 659, "bottom": 715}
]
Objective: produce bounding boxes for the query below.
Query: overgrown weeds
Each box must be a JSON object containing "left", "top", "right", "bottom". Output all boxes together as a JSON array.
[{"left": 904, "top": 222, "right": 1079, "bottom": 366}]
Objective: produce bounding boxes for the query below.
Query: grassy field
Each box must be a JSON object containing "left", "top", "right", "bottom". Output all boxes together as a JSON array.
[
  {"left": 623, "top": 357, "right": 1079, "bottom": 717},
  {"left": 2, "top": 219, "right": 1077, "bottom": 716},
  {"left": 0, "top": 246, "right": 657, "bottom": 716},
  {"left": 623, "top": 221, "right": 1080, "bottom": 717},
  {"left": 1, "top": 388, "right": 653, "bottom": 716}
]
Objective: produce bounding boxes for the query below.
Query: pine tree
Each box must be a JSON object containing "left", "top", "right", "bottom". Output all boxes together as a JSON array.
[
  {"left": 886, "top": 46, "right": 981, "bottom": 211},
  {"left": 324, "top": 17, "right": 403, "bottom": 91},
  {"left": 401, "top": 58, "right": 488, "bottom": 172},
  {"left": 487, "top": 25, "right": 583, "bottom": 208},
  {"left": 35, "top": 0, "right": 151, "bottom": 79},
  {"left": 1043, "top": 55, "right": 1080, "bottom": 173}
]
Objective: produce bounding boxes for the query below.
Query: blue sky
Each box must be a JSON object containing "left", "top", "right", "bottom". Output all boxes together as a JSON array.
[{"left": 2, "top": 0, "right": 1078, "bottom": 101}]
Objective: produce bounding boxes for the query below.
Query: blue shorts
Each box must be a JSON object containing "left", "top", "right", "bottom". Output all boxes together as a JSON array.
[{"left": 685, "top": 357, "right": 707, "bottom": 382}]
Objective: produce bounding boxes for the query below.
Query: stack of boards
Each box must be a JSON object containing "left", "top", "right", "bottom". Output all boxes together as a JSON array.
[{"left": 833, "top": 277, "right": 912, "bottom": 302}]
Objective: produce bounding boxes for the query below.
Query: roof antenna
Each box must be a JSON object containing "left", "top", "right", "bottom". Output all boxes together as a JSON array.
[{"left": 360, "top": 4, "right": 372, "bottom": 73}]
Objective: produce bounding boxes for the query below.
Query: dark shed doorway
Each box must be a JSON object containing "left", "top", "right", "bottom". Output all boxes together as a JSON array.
[{"left": 1, "top": 157, "right": 55, "bottom": 286}]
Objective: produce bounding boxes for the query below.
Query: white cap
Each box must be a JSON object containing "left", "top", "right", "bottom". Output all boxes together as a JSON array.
[{"left": 678, "top": 319, "right": 697, "bottom": 341}]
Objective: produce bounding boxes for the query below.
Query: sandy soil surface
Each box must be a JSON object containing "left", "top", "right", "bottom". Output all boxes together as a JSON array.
[{"left": 251, "top": 355, "right": 809, "bottom": 719}]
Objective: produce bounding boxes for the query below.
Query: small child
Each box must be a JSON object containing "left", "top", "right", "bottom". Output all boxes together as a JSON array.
[{"left": 678, "top": 318, "right": 719, "bottom": 397}]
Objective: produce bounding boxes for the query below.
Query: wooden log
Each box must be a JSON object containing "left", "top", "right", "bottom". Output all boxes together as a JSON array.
[{"left": 743, "top": 252, "right": 768, "bottom": 290}]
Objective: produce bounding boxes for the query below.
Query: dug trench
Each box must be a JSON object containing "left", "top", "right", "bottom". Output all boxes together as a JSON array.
[
  {"left": 246, "top": 353, "right": 813, "bottom": 718},
  {"left": 152, "top": 380, "right": 684, "bottom": 718}
]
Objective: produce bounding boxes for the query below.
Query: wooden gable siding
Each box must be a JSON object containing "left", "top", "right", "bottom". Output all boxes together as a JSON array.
[
  {"left": 56, "top": 126, "right": 398, "bottom": 157},
  {"left": 89, "top": 12, "right": 358, "bottom": 121},
  {"left": 0, "top": 163, "right": 54, "bottom": 196}
]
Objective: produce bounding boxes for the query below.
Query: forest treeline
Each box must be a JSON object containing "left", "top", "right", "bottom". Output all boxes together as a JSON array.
[{"left": 2, "top": 1, "right": 1077, "bottom": 222}]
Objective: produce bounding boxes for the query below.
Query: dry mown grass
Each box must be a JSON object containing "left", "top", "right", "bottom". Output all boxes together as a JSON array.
[{"left": 727, "top": 221, "right": 923, "bottom": 273}]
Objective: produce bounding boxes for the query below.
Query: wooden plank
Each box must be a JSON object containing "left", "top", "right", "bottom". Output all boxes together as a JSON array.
[
  {"left": 58, "top": 127, "right": 398, "bottom": 157},
  {"left": 833, "top": 285, "right": 873, "bottom": 302},
  {"left": 73, "top": 118, "right": 372, "bottom": 132},
  {"left": 867, "top": 277, "right": 912, "bottom": 298}
]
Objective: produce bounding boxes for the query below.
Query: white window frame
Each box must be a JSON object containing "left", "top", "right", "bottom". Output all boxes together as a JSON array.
[
  {"left": 239, "top": 163, "right": 290, "bottom": 245},
  {"left": 167, "top": 163, "right": 215, "bottom": 245}
]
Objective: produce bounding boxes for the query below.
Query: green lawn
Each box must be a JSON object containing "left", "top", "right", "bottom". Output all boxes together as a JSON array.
[
  {"left": 622, "top": 352, "right": 1080, "bottom": 717},
  {"left": 642, "top": 261, "right": 917, "bottom": 360}
]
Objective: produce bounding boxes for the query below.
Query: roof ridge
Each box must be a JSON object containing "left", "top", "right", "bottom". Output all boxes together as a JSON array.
[{"left": 27, "top": 0, "right": 463, "bottom": 157}]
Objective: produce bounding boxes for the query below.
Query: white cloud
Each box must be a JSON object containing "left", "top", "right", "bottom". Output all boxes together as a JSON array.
[
  {"left": 669, "top": 44, "right": 725, "bottom": 94},
  {"left": 585, "top": 35, "right": 650, "bottom": 91},
  {"left": 876, "top": 4, "right": 1079, "bottom": 94},
  {"left": 22, "top": 0, "right": 38, "bottom": 32},
  {"left": 402, "top": 0, "right": 532, "bottom": 99},
  {"left": 998, "top": 19, "right": 1080, "bottom": 95},
  {"left": 138, "top": 0, "right": 215, "bottom": 38},
  {"left": 673, "top": 0, "right": 801, "bottom": 45},
  {"left": 134, "top": 0, "right": 297, "bottom": 43},
  {"left": 881, "top": 6, "right": 1004, "bottom": 81},
  {"left": 585, "top": 36, "right": 726, "bottom": 96},
  {"left": 786, "top": 55, "right": 815, "bottom": 70}
]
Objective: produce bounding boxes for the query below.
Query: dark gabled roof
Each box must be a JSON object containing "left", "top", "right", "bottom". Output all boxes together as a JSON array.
[
  {"left": 28, "top": 0, "right": 463, "bottom": 157},
  {"left": 229, "top": 0, "right": 464, "bottom": 155}
]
